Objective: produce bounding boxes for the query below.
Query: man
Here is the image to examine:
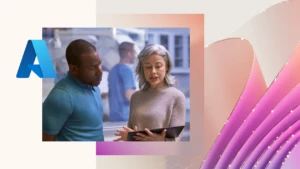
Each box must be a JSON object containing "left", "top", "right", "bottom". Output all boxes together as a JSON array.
[
  {"left": 43, "top": 39, "right": 104, "bottom": 141},
  {"left": 108, "top": 42, "right": 137, "bottom": 121}
]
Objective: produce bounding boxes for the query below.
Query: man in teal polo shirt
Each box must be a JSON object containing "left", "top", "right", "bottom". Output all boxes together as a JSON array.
[{"left": 42, "top": 39, "right": 104, "bottom": 141}]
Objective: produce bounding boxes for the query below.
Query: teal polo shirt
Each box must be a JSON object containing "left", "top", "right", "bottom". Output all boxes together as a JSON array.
[{"left": 43, "top": 72, "right": 104, "bottom": 141}]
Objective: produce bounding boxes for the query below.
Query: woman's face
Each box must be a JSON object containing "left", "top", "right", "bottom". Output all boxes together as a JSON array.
[{"left": 142, "top": 54, "right": 168, "bottom": 89}]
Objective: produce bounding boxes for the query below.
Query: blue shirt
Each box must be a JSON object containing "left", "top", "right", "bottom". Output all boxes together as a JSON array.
[
  {"left": 108, "top": 64, "right": 136, "bottom": 121},
  {"left": 43, "top": 72, "right": 104, "bottom": 141}
]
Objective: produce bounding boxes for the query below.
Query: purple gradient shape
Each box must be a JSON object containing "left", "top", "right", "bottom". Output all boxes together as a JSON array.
[
  {"left": 96, "top": 142, "right": 185, "bottom": 155},
  {"left": 281, "top": 135, "right": 300, "bottom": 169},
  {"left": 242, "top": 106, "right": 300, "bottom": 169},
  {"left": 96, "top": 142, "right": 157, "bottom": 155},
  {"left": 266, "top": 132, "right": 300, "bottom": 169},
  {"left": 257, "top": 128, "right": 300, "bottom": 169},
  {"left": 230, "top": 84, "right": 300, "bottom": 168},
  {"left": 214, "top": 46, "right": 300, "bottom": 168},
  {"left": 201, "top": 57, "right": 265, "bottom": 168}
]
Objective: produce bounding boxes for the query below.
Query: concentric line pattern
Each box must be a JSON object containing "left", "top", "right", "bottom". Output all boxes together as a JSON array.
[
  {"left": 201, "top": 42, "right": 300, "bottom": 169},
  {"left": 267, "top": 131, "right": 300, "bottom": 169},
  {"left": 281, "top": 137, "right": 300, "bottom": 169},
  {"left": 244, "top": 105, "right": 300, "bottom": 169},
  {"left": 242, "top": 105, "right": 300, "bottom": 168},
  {"left": 258, "top": 129, "right": 300, "bottom": 168},
  {"left": 256, "top": 121, "right": 300, "bottom": 168},
  {"left": 233, "top": 82, "right": 300, "bottom": 168}
]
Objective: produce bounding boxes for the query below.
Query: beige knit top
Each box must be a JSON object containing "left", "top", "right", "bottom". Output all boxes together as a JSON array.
[{"left": 127, "top": 86, "right": 186, "bottom": 141}]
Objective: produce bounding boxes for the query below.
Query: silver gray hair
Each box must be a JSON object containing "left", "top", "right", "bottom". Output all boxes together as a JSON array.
[{"left": 136, "top": 44, "right": 176, "bottom": 90}]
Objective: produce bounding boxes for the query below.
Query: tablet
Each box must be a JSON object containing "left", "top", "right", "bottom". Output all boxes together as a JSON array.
[{"left": 126, "top": 125, "right": 185, "bottom": 141}]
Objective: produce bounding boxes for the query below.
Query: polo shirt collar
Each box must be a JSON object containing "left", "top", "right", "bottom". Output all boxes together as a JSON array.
[{"left": 67, "top": 71, "right": 97, "bottom": 91}]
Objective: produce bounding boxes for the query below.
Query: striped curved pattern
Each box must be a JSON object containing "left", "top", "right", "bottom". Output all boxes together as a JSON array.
[
  {"left": 202, "top": 39, "right": 300, "bottom": 169},
  {"left": 201, "top": 0, "right": 300, "bottom": 168}
]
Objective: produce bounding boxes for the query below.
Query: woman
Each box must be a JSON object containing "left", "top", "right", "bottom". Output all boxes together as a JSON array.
[{"left": 114, "top": 44, "right": 186, "bottom": 142}]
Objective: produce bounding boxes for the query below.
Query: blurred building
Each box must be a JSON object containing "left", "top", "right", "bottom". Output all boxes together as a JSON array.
[
  {"left": 42, "top": 28, "right": 145, "bottom": 121},
  {"left": 145, "top": 28, "right": 190, "bottom": 98},
  {"left": 42, "top": 27, "right": 190, "bottom": 141}
]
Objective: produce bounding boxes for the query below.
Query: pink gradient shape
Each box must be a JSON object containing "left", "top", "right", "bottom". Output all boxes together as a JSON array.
[
  {"left": 202, "top": 38, "right": 266, "bottom": 169},
  {"left": 214, "top": 43, "right": 300, "bottom": 168},
  {"left": 242, "top": 106, "right": 300, "bottom": 169},
  {"left": 95, "top": 14, "right": 204, "bottom": 156},
  {"left": 202, "top": 0, "right": 300, "bottom": 168},
  {"left": 231, "top": 82, "right": 300, "bottom": 168}
]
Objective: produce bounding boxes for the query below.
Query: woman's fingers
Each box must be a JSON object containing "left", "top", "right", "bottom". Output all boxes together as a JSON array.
[
  {"left": 144, "top": 128, "right": 154, "bottom": 136},
  {"left": 123, "top": 126, "right": 134, "bottom": 132},
  {"left": 113, "top": 137, "right": 123, "bottom": 142}
]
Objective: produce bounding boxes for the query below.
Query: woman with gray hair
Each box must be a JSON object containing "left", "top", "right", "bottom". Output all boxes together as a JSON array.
[{"left": 114, "top": 44, "right": 186, "bottom": 141}]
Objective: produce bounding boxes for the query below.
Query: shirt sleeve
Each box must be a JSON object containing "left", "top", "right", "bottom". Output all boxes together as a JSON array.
[
  {"left": 166, "top": 92, "right": 186, "bottom": 141},
  {"left": 119, "top": 66, "right": 136, "bottom": 91},
  {"left": 42, "top": 88, "right": 73, "bottom": 135}
]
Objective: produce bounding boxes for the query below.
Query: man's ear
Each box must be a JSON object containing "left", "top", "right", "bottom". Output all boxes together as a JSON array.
[{"left": 69, "top": 64, "right": 79, "bottom": 75}]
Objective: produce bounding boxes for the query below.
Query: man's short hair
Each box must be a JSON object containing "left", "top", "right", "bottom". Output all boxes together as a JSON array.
[
  {"left": 66, "top": 39, "right": 97, "bottom": 66},
  {"left": 118, "top": 42, "right": 135, "bottom": 58}
]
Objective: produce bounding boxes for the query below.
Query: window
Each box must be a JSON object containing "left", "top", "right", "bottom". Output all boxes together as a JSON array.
[
  {"left": 42, "top": 28, "right": 71, "bottom": 39},
  {"left": 160, "top": 35, "right": 169, "bottom": 50},
  {"left": 146, "top": 30, "right": 190, "bottom": 71},
  {"left": 147, "top": 34, "right": 154, "bottom": 45},
  {"left": 129, "top": 33, "right": 139, "bottom": 41},
  {"left": 174, "top": 35, "right": 183, "bottom": 68},
  {"left": 42, "top": 28, "right": 54, "bottom": 39}
]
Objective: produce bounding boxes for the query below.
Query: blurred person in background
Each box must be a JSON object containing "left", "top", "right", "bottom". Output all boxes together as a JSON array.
[
  {"left": 108, "top": 42, "right": 137, "bottom": 121},
  {"left": 42, "top": 39, "right": 105, "bottom": 141},
  {"left": 114, "top": 44, "right": 186, "bottom": 142}
]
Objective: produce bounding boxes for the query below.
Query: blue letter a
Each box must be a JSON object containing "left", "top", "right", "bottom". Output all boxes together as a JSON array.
[{"left": 16, "top": 40, "right": 56, "bottom": 78}]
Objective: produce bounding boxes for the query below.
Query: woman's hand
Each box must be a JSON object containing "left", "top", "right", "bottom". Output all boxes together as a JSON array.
[
  {"left": 134, "top": 128, "right": 167, "bottom": 141},
  {"left": 113, "top": 126, "right": 138, "bottom": 142}
]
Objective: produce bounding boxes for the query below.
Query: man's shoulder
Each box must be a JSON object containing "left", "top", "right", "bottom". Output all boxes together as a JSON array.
[
  {"left": 119, "top": 64, "right": 133, "bottom": 72},
  {"left": 55, "top": 78, "right": 72, "bottom": 88},
  {"left": 108, "top": 64, "right": 131, "bottom": 76},
  {"left": 48, "top": 78, "right": 76, "bottom": 98},
  {"left": 110, "top": 64, "right": 134, "bottom": 78},
  {"left": 43, "top": 86, "right": 72, "bottom": 109}
]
